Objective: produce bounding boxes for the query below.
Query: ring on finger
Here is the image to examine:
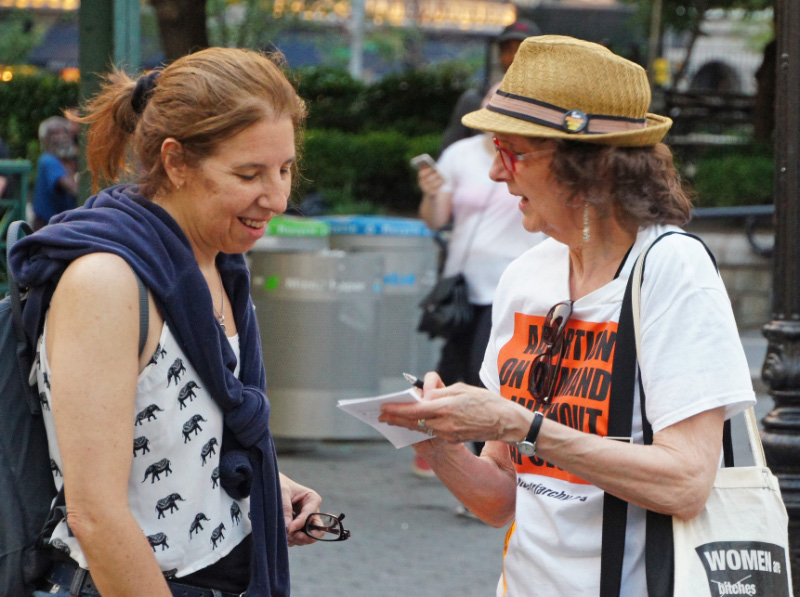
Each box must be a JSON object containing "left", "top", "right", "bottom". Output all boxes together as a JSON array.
[
  {"left": 417, "top": 418, "right": 427, "bottom": 430},
  {"left": 427, "top": 427, "right": 435, "bottom": 437}
]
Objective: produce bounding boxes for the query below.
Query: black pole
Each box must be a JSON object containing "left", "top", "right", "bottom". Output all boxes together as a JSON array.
[{"left": 760, "top": 0, "right": 800, "bottom": 589}]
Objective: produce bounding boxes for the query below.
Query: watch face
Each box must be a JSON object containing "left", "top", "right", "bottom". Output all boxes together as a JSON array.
[{"left": 517, "top": 440, "right": 536, "bottom": 457}]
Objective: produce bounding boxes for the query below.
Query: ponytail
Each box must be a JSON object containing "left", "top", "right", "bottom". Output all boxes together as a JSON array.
[{"left": 70, "top": 69, "right": 140, "bottom": 193}]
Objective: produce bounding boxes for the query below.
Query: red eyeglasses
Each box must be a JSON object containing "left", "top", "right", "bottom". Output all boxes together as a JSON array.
[{"left": 493, "top": 136, "right": 555, "bottom": 172}]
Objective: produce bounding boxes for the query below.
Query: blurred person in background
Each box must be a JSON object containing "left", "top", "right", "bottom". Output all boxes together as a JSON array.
[
  {"left": 414, "top": 84, "right": 547, "bottom": 478},
  {"left": 32, "top": 116, "right": 78, "bottom": 230},
  {"left": 440, "top": 19, "right": 541, "bottom": 153}
]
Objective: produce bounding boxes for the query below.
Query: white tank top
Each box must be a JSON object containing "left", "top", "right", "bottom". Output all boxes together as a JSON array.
[{"left": 36, "top": 318, "right": 252, "bottom": 579}]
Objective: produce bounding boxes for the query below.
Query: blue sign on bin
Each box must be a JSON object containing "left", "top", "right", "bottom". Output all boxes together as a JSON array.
[{"left": 319, "top": 215, "right": 433, "bottom": 238}]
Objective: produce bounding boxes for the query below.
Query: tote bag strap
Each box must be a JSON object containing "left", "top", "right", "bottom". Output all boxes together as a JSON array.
[
  {"left": 631, "top": 231, "right": 734, "bottom": 470},
  {"left": 600, "top": 231, "right": 732, "bottom": 597}
]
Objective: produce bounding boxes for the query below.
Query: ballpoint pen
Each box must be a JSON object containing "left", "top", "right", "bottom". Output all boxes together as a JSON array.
[{"left": 403, "top": 372, "right": 425, "bottom": 390}]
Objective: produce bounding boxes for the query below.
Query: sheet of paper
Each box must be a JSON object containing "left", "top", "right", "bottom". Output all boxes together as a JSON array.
[{"left": 337, "top": 388, "right": 431, "bottom": 449}]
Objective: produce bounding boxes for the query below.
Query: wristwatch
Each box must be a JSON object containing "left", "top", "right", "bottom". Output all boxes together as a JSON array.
[{"left": 516, "top": 411, "right": 544, "bottom": 457}]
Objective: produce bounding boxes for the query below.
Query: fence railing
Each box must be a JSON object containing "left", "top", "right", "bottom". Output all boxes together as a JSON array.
[{"left": 692, "top": 204, "right": 774, "bottom": 258}]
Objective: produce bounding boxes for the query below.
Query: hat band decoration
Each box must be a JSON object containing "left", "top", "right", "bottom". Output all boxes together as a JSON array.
[{"left": 486, "top": 89, "right": 647, "bottom": 136}]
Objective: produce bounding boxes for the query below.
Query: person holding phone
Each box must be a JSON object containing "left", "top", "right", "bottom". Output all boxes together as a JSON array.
[{"left": 412, "top": 84, "right": 547, "bottom": 477}]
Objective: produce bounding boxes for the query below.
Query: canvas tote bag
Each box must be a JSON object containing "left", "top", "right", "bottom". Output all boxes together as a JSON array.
[{"left": 630, "top": 233, "right": 794, "bottom": 597}]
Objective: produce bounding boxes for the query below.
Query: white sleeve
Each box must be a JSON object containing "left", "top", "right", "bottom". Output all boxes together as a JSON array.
[{"left": 638, "top": 235, "right": 756, "bottom": 433}]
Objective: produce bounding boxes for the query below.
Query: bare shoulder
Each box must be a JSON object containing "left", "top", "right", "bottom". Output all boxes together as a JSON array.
[
  {"left": 49, "top": 253, "right": 140, "bottom": 348},
  {"left": 57, "top": 252, "right": 137, "bottom": 295}
]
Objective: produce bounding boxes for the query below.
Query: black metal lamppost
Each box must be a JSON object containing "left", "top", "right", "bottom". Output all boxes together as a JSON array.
[{"left": 760, "top": 0, "right": 800, "bottom": 588}]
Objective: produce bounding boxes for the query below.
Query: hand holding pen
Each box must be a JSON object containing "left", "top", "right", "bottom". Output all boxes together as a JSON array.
[
  {"left": 403, "top": 373, "right": 434, "bottom": 436},
  {"left": 403, "top": 372, "right": 425, "bottom": 390}
]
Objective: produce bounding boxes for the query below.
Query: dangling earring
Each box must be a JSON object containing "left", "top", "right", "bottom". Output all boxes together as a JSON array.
[{"left": 583, "top": 203, "right": 590, "bottom": 243}]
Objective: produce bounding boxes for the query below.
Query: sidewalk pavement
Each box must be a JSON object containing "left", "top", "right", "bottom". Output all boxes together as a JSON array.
[{"left": 278, "top": 331, "right": 774, "bottom": 597}]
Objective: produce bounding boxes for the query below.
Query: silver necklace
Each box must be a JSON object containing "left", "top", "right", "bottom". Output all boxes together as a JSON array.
[{"left": 212, "top": 269, "right": 226, "bottom": 332}]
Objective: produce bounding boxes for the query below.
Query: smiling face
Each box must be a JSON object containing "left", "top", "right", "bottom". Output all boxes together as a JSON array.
[
  {"left": 165, "top": 116, "right": 296, "bottom": 261},
  {"left": 490, "top": 134, "right": 580, "bottom": 241}
]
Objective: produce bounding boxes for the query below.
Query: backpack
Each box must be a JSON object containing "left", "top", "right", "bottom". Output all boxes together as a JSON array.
[
  {"left": 0, "top": 221, "right": 148, "bottom": 596},
  {"left": 0, "top": 221, "right": 56, "bottom": 596}
]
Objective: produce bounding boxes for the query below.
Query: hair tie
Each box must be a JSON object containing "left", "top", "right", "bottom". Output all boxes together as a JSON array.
[{"left": 131, "top": 70, "right": 161, "bottom": 115}]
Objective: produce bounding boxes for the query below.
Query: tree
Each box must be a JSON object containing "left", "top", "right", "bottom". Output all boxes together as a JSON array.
[
  {"left": 149, "top": 0, "right": 209, "bottom": 61},
  {"left": 0, "top": 10, "right": 43, "bottom": 66},
  {"left": 625, "top": 0, "right": 772, "bottom": 86},
  {"left": 624, "top": 0, "right": 775, "bottom": 140}
]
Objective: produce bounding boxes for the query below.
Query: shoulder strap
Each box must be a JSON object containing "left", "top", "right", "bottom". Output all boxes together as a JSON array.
[
  {"left": 600, "top": 231, "right": 728, "bottom": 597},
  {"left": 6, "top": 221, "right": 38, "bottom": 415},
  {"left": 132, "top": 268, "right": 148, "bottom": 358}
]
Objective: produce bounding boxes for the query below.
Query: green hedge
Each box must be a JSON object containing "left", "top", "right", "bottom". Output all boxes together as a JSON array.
[
  {"left": 297, "top": 129, "right": 440, "bottom": 215},
  {"left": 294, "top": 63, "right": 474, "bottom": 135},
  {"left": 691, "top": 145, "right": 774, "bottom": 208},
  {"left": 293, "top": 67, "right": 367, "bottom": 132},
  {"left": 0, "top": 74, "right": 79, "bottom": 161}
]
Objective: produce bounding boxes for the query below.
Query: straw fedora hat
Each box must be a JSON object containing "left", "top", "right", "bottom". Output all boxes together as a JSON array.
[{"left": 463, "top": 35, "right": 671, "bottom": 147}]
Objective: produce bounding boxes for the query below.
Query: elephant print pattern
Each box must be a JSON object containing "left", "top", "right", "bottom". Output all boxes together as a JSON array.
[
  {"left": 133, "top": 436, "right": 150, "bottom": 457},
  {"left": 231, "top": 502, "right": 241, "bottom": 525},
  {"left": 167, "top": 358, "right": 186, "bottom": 387},
  {"left": 156, "top": 493, "right": 185, "bottom": 519},
  {"left": 34, "top": 318, "right": 252, "bottom": 576},
  {"left": 142, "top": 459, "right": 173, "bottom": 483},
  {"left": 201, "top": 438, "right": 217, "bottom": 465},
  {"left": 211, "top": 523, "right": 226, "bottom": 549},
  {"left": 190, "top": 513, "right": 210, "bottom": 538},
  {"left": 182, "top": 414, "right": 207, "bottom": 443},
  {"left": 148, "top": 533, "right": 170, "bottom": 551},
  {"left": 135, "top": 404, "right": 164, "bottom": 426},
  {"left": 177, "top": 381, "right": 201, "bottom": 409}
]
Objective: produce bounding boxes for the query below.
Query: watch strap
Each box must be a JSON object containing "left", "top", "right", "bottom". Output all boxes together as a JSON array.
[{"left": 522, "top": 410, "right": 544, "bottom": 445}]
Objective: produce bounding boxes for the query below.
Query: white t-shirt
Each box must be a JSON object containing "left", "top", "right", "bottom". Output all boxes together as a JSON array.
[
  {"left": 437, "top": 134, "right": 546, "bottom": 305},
  {"left": 480, "top": 224, "right": 756, "bottom": 597},
  {"left": 37, "top": 319, "right": 252, "bottom": 579}
]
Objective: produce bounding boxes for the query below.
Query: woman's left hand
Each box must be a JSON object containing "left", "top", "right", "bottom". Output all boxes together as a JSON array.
[
  {"left": 279, "top": 473, "right": 323, "bottom": 546},
  {"left": 379, "top": 382, "right": 530, "bottom": 445}
]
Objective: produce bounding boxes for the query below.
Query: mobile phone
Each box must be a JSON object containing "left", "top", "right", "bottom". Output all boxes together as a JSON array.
[{"left": 410, "top": 153, "right": 438, "bottom": 172}]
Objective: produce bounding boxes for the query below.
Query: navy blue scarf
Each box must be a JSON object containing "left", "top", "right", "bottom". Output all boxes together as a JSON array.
[{"left": 9, "top": 184, "right": 289, "bottom": 596}]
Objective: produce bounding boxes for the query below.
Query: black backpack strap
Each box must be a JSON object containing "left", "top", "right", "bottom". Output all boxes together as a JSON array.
[
  {"left": 132, "top": 267, "right": 148, "bottom": 358},
  {"left": 6, "top": 221, "right": 39, "bottom": 415}
]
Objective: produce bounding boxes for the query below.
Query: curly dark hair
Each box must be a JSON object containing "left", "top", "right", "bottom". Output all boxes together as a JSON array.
[{"left": 547, "top": 141, "right": 693, "bottom": 227}]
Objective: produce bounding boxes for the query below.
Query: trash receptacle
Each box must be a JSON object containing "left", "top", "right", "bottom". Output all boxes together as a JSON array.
[
  {"left": 248, "top": 216, "right": 384, "bottom": 440},
  {"left": 320, "top": 215, "right": 440, "bottom": 395}
]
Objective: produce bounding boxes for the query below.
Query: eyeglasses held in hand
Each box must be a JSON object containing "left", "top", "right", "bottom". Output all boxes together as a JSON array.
[
  {"left": 300, "top": 512, "right": 351, "bottom": 542},
  {"left": 528, "top": 301, "right": 574, "bottom": 402},
  {"left": 492, "top": 136, "right": 555, "bottom": 172}
]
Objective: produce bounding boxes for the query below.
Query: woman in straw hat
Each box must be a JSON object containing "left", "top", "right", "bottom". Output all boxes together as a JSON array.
[{"left": 381, "top": 36, "right": 755, "bottom": 596}]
